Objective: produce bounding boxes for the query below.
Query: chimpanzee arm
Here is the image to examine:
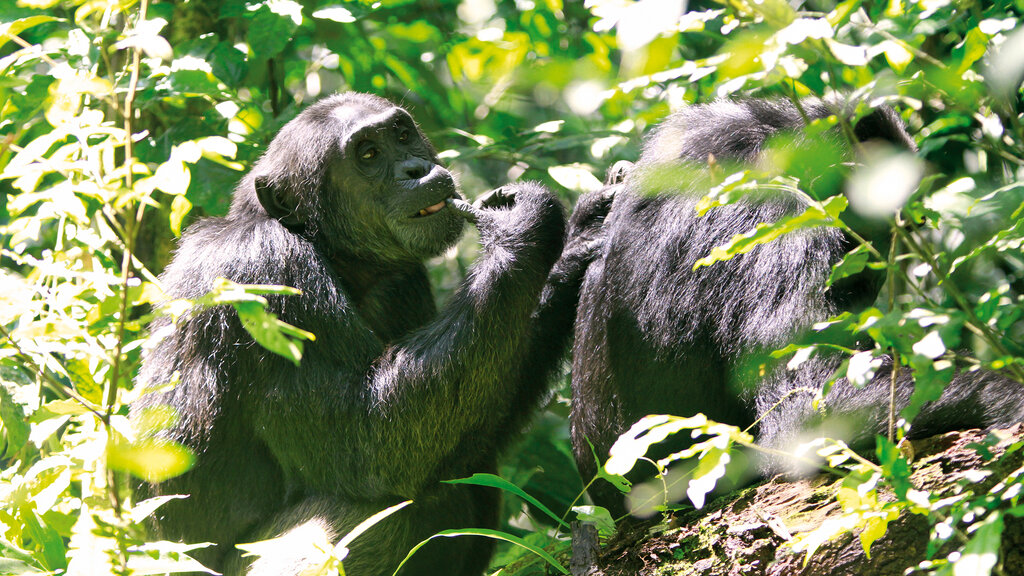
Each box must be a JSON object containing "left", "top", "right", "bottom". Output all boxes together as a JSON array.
[{"left": 233, "top": 182, "right": 566, "bottom": 498}]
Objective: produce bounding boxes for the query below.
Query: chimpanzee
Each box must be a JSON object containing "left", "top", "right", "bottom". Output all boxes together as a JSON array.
[
  {"left": 133, "top": 92, "right": 603, "bottom": 575},
  {"left": 570, "top": 99, "right": 1024, "bottom": 517}
]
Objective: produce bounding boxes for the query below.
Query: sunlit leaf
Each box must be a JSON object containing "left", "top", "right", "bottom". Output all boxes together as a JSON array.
[
  {"left": 153, "top": 160, "right": 191, "bottom": 196},
  {"left": 911, "top": 331, "right": 946, "bottom": 359},
  {"left": 115, "top": 18, "right": 173, "bottom": 61},
  {"left": 880, "top": 40, "right": 913, "bottom": 73},
  {"left": 312, "top": 6, "right": 356, "bottom": 23},
  {"left": 686, "top": 446, "right": 730, "bottom": 509},
  {"left": 827, "top": 39, "right": 868, "bottom": 65},
  {"left": 548, "top": 164, "right": 603, "bottom": 193},
  {"left": 127, "top": 541, "right": 217, "bottom": 575},
  {"left": 775, "top": 17, "right": 833, "bottom": 45},
  {"left": 130, "top": 496, "right": 188, "bottom": 524},
  {"left": 335, "top": 500, "right": 412, "bottom": 552},
  {"left": 847, "top": 350, "right": 883, "bottom": 387},
  {"left": 955, "top": 515, "right": 1003, "bottom": 576},
  {"left": 987, "top": 26, "right": 1024, "bottom": 95},
  {"left": 170, "top": 195, "right": 192, "bottom": 238},
  {"left": 693, "top": 196, "right": 847, "bottom": 269},
  {"left": 0, "top": 16, "right": 59, "bottom": 52},
  {"left": 107, "top": 438, "right": 195, "bottom": 482},
  {"left": 846, "top": 149, "right": 923, "bottom": 218},
  {"left": 859, "top": 512, "right": 893, "bottom": 557},
  {"left": 605, "top": 414, "right": 706, "bottom": 476}
]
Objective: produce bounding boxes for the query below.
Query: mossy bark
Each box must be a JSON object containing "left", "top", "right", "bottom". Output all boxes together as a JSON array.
[{"left": 585, "top": 425, "right": 1024, "bottom": 576}]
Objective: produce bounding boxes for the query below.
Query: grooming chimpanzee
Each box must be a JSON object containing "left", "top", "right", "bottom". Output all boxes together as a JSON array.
[
  {"left": 133, "top": 92, "right": 602, "bottom": 575},
  {"left": 570, "top": 99, "right": 1024, "bottom": 517}
]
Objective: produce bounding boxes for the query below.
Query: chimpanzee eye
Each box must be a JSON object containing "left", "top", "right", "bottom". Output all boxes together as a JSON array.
[
  {"left": 360, "top": 146, "right": 378, "bottom": 161},
  {"left": 397, "top": 129, "right": 410, "bottom": 143}
]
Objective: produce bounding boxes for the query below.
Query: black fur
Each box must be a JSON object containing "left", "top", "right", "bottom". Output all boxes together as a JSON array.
[
  {"left": 133, "top": 93, "right": 592, "bottom": 575},
  {"left": 570, "top": 99, "right": 1024, "bottom": 517}
]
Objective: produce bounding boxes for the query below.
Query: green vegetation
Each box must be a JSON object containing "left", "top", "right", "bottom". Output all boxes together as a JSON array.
[{"left": 1, "top": 0, "right": 1022, "bottom": 574}]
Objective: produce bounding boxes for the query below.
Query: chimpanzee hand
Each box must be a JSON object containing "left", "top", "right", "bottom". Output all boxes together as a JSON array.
[
  {"left": 562, "top": 180, "right": 618, "bottom": 265},
  {"left": 449, "top": 182, "right": 566, "bottom": 272},
  {"left": 446, "top": 185, "right": 527, "bottom": 221},
  {"left": 605, "top": 160, "right": 633, "bottom": 186},
  {"left": 560, "top": 159, "right": 630, "bottom": 263}
]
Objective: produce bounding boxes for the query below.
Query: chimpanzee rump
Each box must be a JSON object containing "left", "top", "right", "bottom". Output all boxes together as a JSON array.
[
  {"left": 570, "top": 99, "right": 1024, "bottom": 517},
  {"left": 134, "top": 93, "right": 603, "bottom": 575}
]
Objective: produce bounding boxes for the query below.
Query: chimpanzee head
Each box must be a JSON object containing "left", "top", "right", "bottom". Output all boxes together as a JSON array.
[{"left": 242, "top": 92, "right": 465, "bottom": 262}]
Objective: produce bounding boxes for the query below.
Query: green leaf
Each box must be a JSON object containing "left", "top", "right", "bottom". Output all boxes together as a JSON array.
[
  {"left": 392, "top": 528, "right": 568, "bottom": 575},
  {"left": 0, "top": 16, "right": 60, "bottom": 52},
  {"left": 953, "top": 28, "right": 990, "bottom": 74},
  {"left": 207, "top": 42, "right": 249, "bottom": 86},
  {"left": 950, "top": 218, "right": 1024, "bottom": 274},
  {"left": 572, "top": 505, "right": 616, "bottom": 536},
  {"left": 875, "top": 437, "right": 913, "bottom": 499},
  {"left": 901, "top": 356, "right": 954, "bottom": 423},
  {"left": 247, "top": 2, "right": 300, "bottom": 59},
  {"left": 827, "top": 244, "right": 870, "bottom": 287},
  {"left": 232, "top": 301, "right": 315, "bottom": 365},
  {"left": 22, "top": 511, "right": 66, "bottom": 571},
  {"left": 445, "top": 473, "right": 570, "bottom": 529},
  {"left": 0, "top": 384, "right": 31, "bottom": 458},
  {"left": 335, "top": 500, "right": 412, "bottom": 551},
  {"left": 694, "top": 196, "right": 846, "bottom": 269},
  {"left": 163, "top": 68, "right": 228, "bottom": 99}
]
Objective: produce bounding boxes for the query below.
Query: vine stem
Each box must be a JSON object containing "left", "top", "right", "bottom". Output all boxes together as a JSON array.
[
  {"left": 895, "top": 224, "right": 1024, "bottom": 383},
  {"left": 887, "top": 221, "right": 901, "bottom": 444},
  {"left": 106, "top": 0, "right": 149, "bottom": 418}
]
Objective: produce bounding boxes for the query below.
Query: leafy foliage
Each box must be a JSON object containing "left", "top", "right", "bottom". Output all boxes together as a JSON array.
[{"left": 1, "top": 0, "right": 1023, "bottom": 574}]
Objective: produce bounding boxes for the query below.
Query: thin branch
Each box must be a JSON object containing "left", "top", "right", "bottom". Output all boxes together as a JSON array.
[{"left": 106, "top": 0, "right": 149, "bottom": 418}]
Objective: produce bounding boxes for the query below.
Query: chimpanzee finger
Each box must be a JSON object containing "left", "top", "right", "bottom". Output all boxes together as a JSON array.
[
  {"left": 604, "top": 160, "right": 633, "bottom": 186},
  {"left": 474, "top": 186, "right": 517, "bottom": 210},
  {"left": 446, "top": 198, "right": 483, "bottom": 223}
]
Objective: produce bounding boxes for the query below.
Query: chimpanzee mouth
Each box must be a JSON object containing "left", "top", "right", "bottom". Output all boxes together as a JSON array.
[{"left": 413, "top": 200, "right": 447, "bottom": 218}]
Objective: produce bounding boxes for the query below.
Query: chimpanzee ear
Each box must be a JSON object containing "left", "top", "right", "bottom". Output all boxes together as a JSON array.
[{"left": 255, "top": 174, "right": 303, "bottom": 229}]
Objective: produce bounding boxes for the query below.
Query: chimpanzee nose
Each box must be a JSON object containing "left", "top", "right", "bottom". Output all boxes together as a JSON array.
[{"left": 396, "top": 157, "right": 433, "bottom": 181}]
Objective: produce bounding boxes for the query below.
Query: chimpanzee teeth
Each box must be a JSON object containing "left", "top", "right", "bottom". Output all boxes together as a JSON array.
[
  {"left": 423, "top": 201, "right": 446, "bottom": 214},
  {"left": 414, "top": 201, "right": 447, "bottom": 218}
]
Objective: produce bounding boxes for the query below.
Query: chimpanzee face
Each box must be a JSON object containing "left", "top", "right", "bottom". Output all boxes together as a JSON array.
[
  {"left": 254, "top": 93, "right": 465, "bottom": 262},
  {"left": 327, "top": 103, "right": 464, "bottom": 260}
]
